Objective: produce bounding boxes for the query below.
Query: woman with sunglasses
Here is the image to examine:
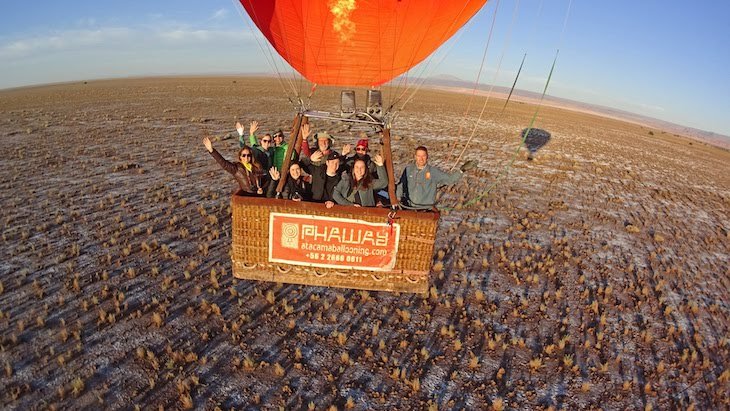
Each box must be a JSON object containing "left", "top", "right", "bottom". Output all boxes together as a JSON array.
[
  {"left": 203, "top": 137, "right": 264, "bottom": 195},
  {"left": 237, "top": 120, "right": 274, "bottom": 171}
]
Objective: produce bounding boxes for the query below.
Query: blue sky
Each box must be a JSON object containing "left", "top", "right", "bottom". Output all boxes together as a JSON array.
[{"left": 1, "top": 1, "right": 728, "bottom": 136}]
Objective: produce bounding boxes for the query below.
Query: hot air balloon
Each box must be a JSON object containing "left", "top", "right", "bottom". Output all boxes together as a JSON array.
[
  {"left": 239, "top": 0, "right": 488, "bottom": 87},
  {"left": 229, "top": 0, "right": 490, "bottom": 293}
]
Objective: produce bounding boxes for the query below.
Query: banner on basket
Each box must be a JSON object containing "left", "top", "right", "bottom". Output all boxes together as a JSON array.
[{"left": 269, "top": 212, "right": 400, "bottom": 271}]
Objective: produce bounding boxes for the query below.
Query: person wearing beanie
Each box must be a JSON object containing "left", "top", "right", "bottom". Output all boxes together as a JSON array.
[{"left": 342, "top": 133, "right": 378, "bottom": 178}]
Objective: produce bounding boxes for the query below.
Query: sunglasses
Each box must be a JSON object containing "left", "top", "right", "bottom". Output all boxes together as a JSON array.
[
  {"left": 240, "top": 154, "right": 252, "bottom": 158},
  {"left": 356, "top": 147, "right": 367, "bottom": 152},
  {"left": 261, "top": 139, "right": 271, "bottom": 143}
]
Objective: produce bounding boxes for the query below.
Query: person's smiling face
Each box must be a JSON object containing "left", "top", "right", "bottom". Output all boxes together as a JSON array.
[
  {"left": 239, "top": 149, "right": 253, "bottom": 165},
  {"left": 289, "top": 163, "right": 302, "bottom": 180},
  {"left": 415, "top": 148, "right": 428, "bottom": 168},
  {"left": 260, "top": 134, "right": 272, "bottom": 149},
  {"left": 353, "top": 160, "right": 366, "bottom": 180}
]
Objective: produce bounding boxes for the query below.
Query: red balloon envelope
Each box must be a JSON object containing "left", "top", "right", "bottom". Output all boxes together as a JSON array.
[{"left": 240, "top": 0, "right": 488, "bottom": 87}]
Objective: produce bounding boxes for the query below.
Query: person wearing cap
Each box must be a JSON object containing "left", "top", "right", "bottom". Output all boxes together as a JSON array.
[
  {"left": 395, "top": 146, "right": 476, "bottom": 210},
  {"left": 301, "top": 150, "right": 346, "bottom": 207},
  {"left": 342, "top": 133, "right": 379, "bottom": 178},
  {"left": 333, "top": 155, "right": 388, "bottom": 207},
  {"left": 270, "top": 128, "right": 289, "bottom": 171}
]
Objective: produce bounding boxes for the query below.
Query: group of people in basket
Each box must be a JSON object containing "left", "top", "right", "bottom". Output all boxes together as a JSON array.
[{"left": 202, "top": 121, "right": 475, "bottom": 210}]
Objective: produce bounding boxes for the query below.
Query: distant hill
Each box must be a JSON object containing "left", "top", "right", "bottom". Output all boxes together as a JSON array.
[{"left": 419, "top": 75, "right": 730, "bottom": 150}]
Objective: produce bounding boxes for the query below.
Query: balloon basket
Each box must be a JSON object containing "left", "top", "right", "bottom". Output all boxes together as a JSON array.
[{"left": 230, "top": 194, "right": 439, "bottom": 294}]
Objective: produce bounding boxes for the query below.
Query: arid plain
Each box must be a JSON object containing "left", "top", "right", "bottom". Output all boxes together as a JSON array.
[{"left": 0, "top": 77, "right": 728, "bottom": 410}]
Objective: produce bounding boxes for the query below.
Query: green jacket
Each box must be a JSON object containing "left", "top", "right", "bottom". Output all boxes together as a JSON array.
[
  {"left": 241, "top": 133, "right": 275, "bottom": 171},
  {"left": 272, "top": 144, "right": 289, "bottom": 171},
  {"left": 242, "top": 132, "right": 291, "bottom": 171}
]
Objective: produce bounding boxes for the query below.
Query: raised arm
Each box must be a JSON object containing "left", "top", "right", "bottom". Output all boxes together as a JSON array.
[
  {"left": 204, "top": 137, "right": 239, "bottom": 176},
  {"left": 248, "top": 121, "right": 259, "bottom": 147},
  {"left": 266, "top": 167, "right": 280, "bottom": 198},
  {"left": 300, "top": 123, "right": 312, "bottom": 157},
  {"left": 370, "top": 155, "right": 388, "bottom": 190}
]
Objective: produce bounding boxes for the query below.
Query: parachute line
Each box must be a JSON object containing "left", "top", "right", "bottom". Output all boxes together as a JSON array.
[
  {"left": 450, "top": 0, "right": 521, "bottom": 171},
  {"left": 501, "top": 52, "right": 527, "bottom": 111},
  {"left": 457, "top": 49, "right": 559, "bottom": 210},
  {"left": 446, "top": 0, "right": 501, "bottom": 165}
]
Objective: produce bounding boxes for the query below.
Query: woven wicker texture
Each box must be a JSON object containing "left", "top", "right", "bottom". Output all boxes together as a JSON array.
[{"left": 230, "top": 195, "right": 439, "bottom": 293}]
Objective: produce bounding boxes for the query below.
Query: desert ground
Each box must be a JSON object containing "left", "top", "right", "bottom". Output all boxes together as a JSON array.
[{"left": 0, "top": 77, "right": 728, "bottom": 410}]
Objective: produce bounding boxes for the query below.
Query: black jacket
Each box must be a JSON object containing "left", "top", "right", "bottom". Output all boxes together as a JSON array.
[
  {"left": 266, "top": 175, "right": 311, "bottom": 200},
  {"left": 301, "top": 157, "right": 346, "bottom": 202}
]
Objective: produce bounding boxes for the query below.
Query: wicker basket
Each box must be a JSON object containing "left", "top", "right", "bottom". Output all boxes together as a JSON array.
[{"left": 230, "top": 194, "right": 439, "bottom": 294}]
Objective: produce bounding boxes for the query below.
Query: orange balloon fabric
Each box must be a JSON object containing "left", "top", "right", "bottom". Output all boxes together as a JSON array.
[{"left": 240, "top": 0, "right": 488, "bottom": 87}]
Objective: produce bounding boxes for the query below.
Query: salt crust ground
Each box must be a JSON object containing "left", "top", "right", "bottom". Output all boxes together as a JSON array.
[{"left": 0, "top": 77, "right": 728, "bottom": 410}]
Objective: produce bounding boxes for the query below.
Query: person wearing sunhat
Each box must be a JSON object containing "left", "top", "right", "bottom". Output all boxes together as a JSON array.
[{"left": 312, "top": 131, "right": 335, "bottom": 159}]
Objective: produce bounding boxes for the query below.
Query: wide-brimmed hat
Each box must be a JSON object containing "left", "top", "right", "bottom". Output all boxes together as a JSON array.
[{"left": 315, "top": 131, "right": 334, "bottom": 143}]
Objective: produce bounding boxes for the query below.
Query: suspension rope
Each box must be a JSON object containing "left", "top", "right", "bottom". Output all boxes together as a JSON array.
[
  {"left": 233, "top": 0, "right": 300, "bottom": 104},
  {"left": 499, "top": 0, "right": 544, "bottom": 114},
  {"left": 449, "top": 0, "right": 521, "bottom": 171},
  {"left": 389, "top": 1, "right": 476, "bottom": 115},
  {"left": 390, "top": 19, "right": 468, "bottom": 115},
  {"left": 442, "top": 0, "right": 573, "bottom": 210}
]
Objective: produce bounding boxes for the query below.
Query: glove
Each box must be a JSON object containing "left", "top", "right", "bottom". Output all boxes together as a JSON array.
[{"left": 460, "top": 160, "right": 476, "bottom": 172}]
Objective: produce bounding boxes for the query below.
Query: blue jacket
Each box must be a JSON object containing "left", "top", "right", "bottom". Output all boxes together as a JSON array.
[{"left": 396, "top": 163, "right": 462, "bottom": 210}]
